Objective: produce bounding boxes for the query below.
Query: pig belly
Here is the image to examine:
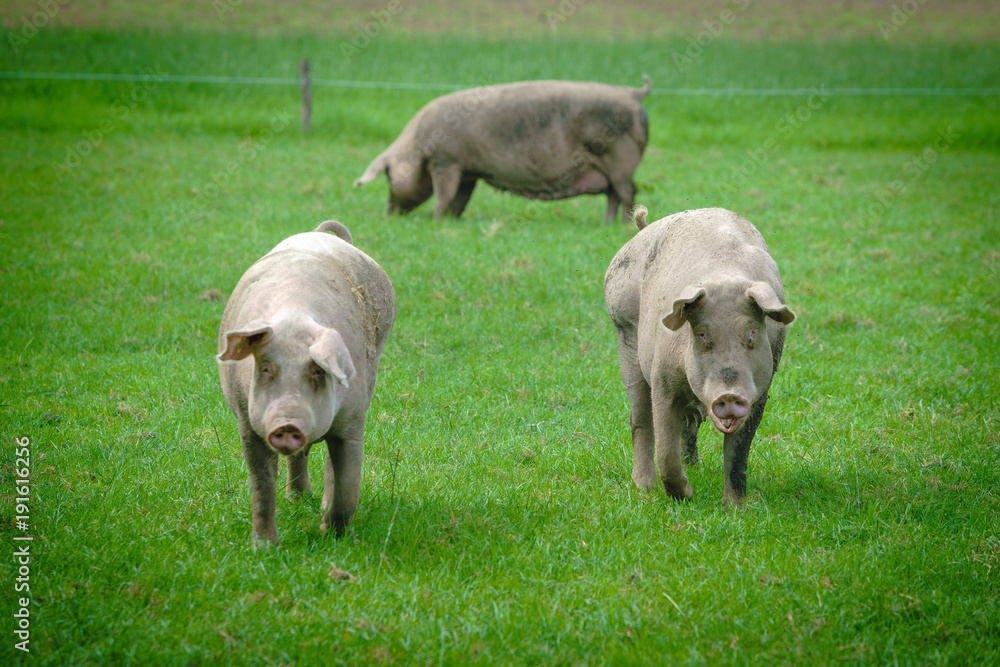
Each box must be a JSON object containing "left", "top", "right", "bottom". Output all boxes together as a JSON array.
[{"left": 486, "top": 168, "right": 610, "bottom": 200}]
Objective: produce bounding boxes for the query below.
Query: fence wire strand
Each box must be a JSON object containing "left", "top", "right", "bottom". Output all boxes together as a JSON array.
[{"left": 1, "top": 71, "right": 997, "bottom": 96}]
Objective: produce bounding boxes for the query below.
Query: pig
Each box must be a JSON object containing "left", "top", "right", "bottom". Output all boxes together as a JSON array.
[
  {"left": 353, "top": 76, "right": 652, "bottom": 223},
  {"left": 217, "top": 220, "right": 396, "bottom": 545},
  {"left": 603, "top": 207, "right": 795, "bottom": 507}
]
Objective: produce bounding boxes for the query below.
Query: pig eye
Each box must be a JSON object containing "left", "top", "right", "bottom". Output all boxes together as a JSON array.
[
  {"left": 260, "top": 364, "right": 274, "bottom": 377},
  {"left": 697, "top": 331, "right": 712, "bottom": 350},
  {"left": 746, "top": 329, "right": 758, "bottom": 349},
  {"left": 310, "top": 367, "right": 327, "bottom": 390}
]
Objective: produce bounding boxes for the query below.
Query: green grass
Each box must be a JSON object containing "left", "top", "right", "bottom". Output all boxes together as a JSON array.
[{"left": 2, "top": 11, "right": 1000, "bottom": 666}]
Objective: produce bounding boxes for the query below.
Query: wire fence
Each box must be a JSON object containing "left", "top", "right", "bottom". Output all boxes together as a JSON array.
[{"left": 2, "top": 71, "right": 998, "bottom": 96}]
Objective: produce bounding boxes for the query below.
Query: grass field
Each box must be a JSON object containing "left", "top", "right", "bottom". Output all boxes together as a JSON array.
[{"left": 2, "top": 1, "right": 1000, "bottom": 664}]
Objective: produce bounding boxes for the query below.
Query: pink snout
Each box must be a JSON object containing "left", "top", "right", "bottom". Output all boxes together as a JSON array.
[
  {"left": 268, "top": 424, "right": 306, "bottom": 454},
  {"left": 711, "top": 394, "right": 750, "bottom": 434}
]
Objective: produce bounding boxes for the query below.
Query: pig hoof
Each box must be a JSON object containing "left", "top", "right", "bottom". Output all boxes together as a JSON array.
[
  {"left": 251, "top": 535, "right": 278, "bottom": 549},
  {"left": 723, "top": 493, "right": 745, "bottom": 509},
  {"left": 663, "top": 480, "right": 694, "bottom": 501},
  {"left": 320, "top": 518, "right": 350, "bottom": 538},
  {"left": 631, "top": 471, "right": 655, "bottom": 491}
]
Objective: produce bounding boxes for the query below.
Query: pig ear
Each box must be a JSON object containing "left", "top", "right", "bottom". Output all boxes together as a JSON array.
[
  {"left": 310, "top": 328, "right": 356, "bottom": 387},
  {"left": 746, "top": 282, "right": 796, "bottom": 325},
  {"left": 353, "top": 153, "right": 391, "bottom": 187},
  {"left": 662, "top": 286, "right": 706, "bottom": 331},
  {"left": 218, "top": 323, "right": 272, "bottom": 361}
]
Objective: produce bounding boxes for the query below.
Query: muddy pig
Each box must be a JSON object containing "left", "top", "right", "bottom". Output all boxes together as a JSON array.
[
  {"left": 218, "top": 221, "right": 396, "bottom": 545},
  {"left": 354, "top": 76, "right": 651, "bottom": 223},
  {"left": 604, "top": 207, "right": 795, "bottom": 506}
]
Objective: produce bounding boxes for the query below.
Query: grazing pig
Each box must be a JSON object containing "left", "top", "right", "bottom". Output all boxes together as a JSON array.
[
  {"left": 604, "top": 207, "right": 795, "bottom": 506},
  {"left": 217, "top": 221, "right": 396, "bottom": 545},
  {"left": 353, "top": 76, "right": 652, "bottom": 223}
]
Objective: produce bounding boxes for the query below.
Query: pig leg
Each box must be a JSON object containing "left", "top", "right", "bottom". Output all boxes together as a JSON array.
[
  {"left": 722, "top": 328, "right": 786, "bottom": 506},
  {"left": 430, "top": 162, "right": 463, "bottom": 219},
  {"left": 603, "top": 189, "right": 621, "bottom": 224},
  {"left": 605, "top": 179, "right": 637, "bottom": 223},
  {"left": 722, "top": 390, "right": 768, "bottom": 508},
  {"left": 599, "top": 138, "right": 641, "bottom": 222},
  {"left": 627, "top": 375, "right": 655, "bottom": 490},
  {"left": 320, "top": 434, "right": 364, "bottom": 537},
  {"left": 286, "top": 449, "right": 312, "bottom": 500},
  {"left": 616, "top": 179, "right": 636, "bottom": 223},
  {"left": 651, "top": 383, "right": 694, "bottom": 500},
  {"left": 240, "top": 424, "right": 280, "bottom": 545},
  {"left": 613, "top": 325, "right": 656, "bottom": 489},
  {"left": 682, "top": 414, "right": 700, "bottom": 466},
  {"left": 448, "top": 178, "right": 478, "bottom": 217}
]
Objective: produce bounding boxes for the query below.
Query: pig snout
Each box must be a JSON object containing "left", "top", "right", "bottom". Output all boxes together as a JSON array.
[
  {"left": 711, "top": 394, "right": 750, "bottom": 434},
  {"left": 268, "top": 424, "right": 307, "bottom": 454}
]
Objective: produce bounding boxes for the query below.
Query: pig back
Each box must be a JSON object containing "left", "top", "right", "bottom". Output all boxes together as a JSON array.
[
  {"left": 416, "top": 81, "right": 648, "bottom": 185},
  {"left": 640, "top": 208, "right": 780, "bottom": 294}
]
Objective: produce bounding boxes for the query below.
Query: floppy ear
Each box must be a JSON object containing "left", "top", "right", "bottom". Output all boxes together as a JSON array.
[
  {"left": 746, "top": 281, "right": 796, "bottom": 325},
  {"left": 309, "top": 327, "right": 356, "bottom": 387},
  {"left": 662, "top": 285, "right": 706, "bottom": 331},
  {"left": 218, "top": 322, "right": 272, "bottom": 361}
]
